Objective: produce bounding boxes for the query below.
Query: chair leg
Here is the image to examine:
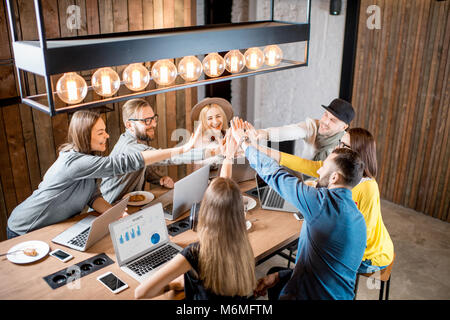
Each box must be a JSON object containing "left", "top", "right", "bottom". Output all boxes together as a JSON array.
[
  {"left": 354, "top": 275, "right": 360, "bottom": 300},
  {"left": 378, "top": 280, "right": 385, "bottom": 300},
  {"left": 287, "top": 249, "right": 292, "bottom": 268},
  {"left": 385, "top": 278, "right": 391, "bottom": 300}
]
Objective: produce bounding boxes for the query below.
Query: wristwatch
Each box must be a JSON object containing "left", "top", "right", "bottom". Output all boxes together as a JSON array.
[{"left": 239, "top": 135, "right": 250, "bottom": 147}]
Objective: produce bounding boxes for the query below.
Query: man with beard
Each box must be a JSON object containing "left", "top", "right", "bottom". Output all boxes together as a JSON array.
[
  {"left": 256, "top": 98, "right": 355, "bottom": 161},
  {"left": 228, "top": 117, "right": 366, "bottom": 299},
  {"left": 100, "top": 98, "right": 204, "bottom": 204}
]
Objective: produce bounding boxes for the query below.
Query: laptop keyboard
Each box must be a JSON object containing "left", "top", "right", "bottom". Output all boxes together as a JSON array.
[
  {"left": 128, "top": 245, "right": 180, "bottom": 277},
  {"left": 68, "top": 227, "right": 90, "bottom": 247},
  {"left": 265, "top": 190, "right": 285, "bottom": 209}
]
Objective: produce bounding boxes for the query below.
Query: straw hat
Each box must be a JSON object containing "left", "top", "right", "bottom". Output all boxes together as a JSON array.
[{"left": 190, "top": 97, "right": 234, "bottom": 123}]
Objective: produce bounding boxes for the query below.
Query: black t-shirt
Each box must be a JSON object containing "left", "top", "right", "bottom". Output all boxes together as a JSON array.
[{"left": 181, "top": 242, "right": 252, "bottom": 301}]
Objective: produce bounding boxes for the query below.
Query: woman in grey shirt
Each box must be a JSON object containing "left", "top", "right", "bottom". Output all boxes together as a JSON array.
[{"left": 7, "top": 110, "right": 200, "bottom": 238}]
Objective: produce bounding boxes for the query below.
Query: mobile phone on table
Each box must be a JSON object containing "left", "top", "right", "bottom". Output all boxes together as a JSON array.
[
  {"left": 97, "top": 272, "right": 128, "bottom": 294},
  {"left": 49, "top": 249, "right": 73, "bottom": 262}
]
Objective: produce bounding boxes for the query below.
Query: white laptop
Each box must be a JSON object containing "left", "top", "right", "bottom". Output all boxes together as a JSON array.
[
  {"left": 109, "top": 203, "right": 183, "bottom": 283},
  {"left": 142, "top": 164, "right": 210, "bottom": 221},
  {"left": 52, "top": 197, "right": 129, "bottom": 252},
  {"left": 255, "top": 173, "right": 299, "bottom": 213}
]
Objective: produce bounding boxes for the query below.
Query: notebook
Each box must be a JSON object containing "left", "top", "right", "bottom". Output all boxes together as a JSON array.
[
  {"left": 52, "top": 197, "right": 129, "bottom": 252},
  {"left": 109, "top": 203, "right": 182, "bottom": 283}
]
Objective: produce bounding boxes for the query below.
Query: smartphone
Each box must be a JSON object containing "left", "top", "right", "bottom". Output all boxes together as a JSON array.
[
  {"left": 97, "top": 272, "right": 128, "bottom": 294},
  {"left": 49, "top": 249, "right": 73, "bottom": 262}
]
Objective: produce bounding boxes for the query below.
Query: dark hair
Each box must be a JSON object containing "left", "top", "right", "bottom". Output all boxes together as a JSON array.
[
  {"left": 348, "top": 128, "right": 377, "bottom": 178},
  {"left": 59, "top": 110, "right": 101, "bottom": 155},
  {"left": 331, "top": 148, "right": 365, "bottom": 188}
]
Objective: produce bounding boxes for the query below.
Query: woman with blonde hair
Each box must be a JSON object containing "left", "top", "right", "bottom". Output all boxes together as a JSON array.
[
  {"left": 7, "top": 110, "right": 201, "bottom": 239},
  {"left": 135, "top": 131, "right": 256, "bottom": 300},
  {"left": 189, "top": 97, "right": 233, "bottom": 167}
]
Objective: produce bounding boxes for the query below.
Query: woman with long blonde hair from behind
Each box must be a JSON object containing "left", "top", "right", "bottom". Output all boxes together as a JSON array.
[{"left": 135, "top": 131, "right": 256, "bottom": 300}]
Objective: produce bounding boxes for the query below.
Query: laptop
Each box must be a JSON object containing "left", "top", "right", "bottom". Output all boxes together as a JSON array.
[
  {"left": 142, "top": 164, "right": 210, "bottom": 221},
  {"left": 52, "top": 197, "right": 129, "bottom": 251},
  {"left": 213, "top": 156, "right": 255, "bottom": 183},
  {"left": 255, "top": 173, "right": 299, "bottom": 213},
  {"left": 109, "top": 203, "right": 182, "bottom": 283}
]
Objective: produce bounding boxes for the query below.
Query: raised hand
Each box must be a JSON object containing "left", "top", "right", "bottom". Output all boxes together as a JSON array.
[
  {"left": 244, "top": 121, "right": 258, "bottom": 144},
  {"left": 182, "top": 122, "right": 203, "bottom": 153},
  {"left": 230, "top": 116, "right": 246, "bottom": 144},
  {"left": 223, "top": 129, "right": 239, "bottom": 160}
]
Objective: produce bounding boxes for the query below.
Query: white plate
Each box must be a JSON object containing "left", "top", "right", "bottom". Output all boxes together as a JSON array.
[
  {"left": 123, "top": 191, "right": 155, "bottom": 206},
  {"left": 242, "top": 196, "right": 257, "bottom": 211},
  {"left": 6, "top": 240, "right": 49, "bottom": 264},
  {"left": 246, "top": 220, "right": 252, "bottom": 231}
]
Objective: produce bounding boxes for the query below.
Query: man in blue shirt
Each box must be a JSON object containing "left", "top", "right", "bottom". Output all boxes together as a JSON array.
[{"left": 229, "top": 118, "right": 366, "bottom": 300}]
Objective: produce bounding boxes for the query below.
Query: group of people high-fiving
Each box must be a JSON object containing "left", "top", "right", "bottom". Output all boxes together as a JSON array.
[{"left": 7, "top": 96, "right": 394, "bottom": 300}]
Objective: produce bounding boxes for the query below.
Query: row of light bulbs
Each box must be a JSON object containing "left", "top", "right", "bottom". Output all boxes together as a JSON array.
[{"left": 55, "top": 45, "right": 283, "bottom": 104}]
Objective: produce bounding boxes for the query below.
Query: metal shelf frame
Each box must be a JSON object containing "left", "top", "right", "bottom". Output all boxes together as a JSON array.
[{"left": 5, "top": 0, "right": 311, "bottom": 116}]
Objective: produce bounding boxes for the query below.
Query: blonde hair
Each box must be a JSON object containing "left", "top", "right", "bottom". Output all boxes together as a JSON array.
[
  {"left": 198, "top": 104, "right": 229, "bottom": 132},
  {"left": 59, "top": 110, "right": 101, "bottom": 155},
  {"left": 122, "top": 98, "right": 151, "bottom": 126},
  {"left": 197, "top": 177, "right": 256, "bottom": 297}
]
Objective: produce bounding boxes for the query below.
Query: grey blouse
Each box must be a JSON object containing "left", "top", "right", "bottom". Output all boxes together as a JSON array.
[{"left": 7, "top": 149, "right": 144, "bottom": 235}]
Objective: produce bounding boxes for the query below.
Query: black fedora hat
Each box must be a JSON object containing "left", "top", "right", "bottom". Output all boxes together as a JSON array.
[{"left": 321, "top": 98, "right": 355, "bottom": 125}]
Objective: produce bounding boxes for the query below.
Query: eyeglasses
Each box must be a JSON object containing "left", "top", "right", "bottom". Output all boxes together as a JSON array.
[
  {"left": 338, "top": 140, "right": 351, "bottom": 149},
  {"left": 129, "top": 114, "right": 159, "bottom": 125}
]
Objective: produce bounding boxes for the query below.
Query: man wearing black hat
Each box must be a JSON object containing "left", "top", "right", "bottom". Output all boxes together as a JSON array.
[{"left": 256, "top": 98, "right": 355, "bottom": 161}]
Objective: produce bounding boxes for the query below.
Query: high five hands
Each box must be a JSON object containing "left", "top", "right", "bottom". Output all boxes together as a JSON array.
[{"left": 220, "top": 117, "right": 259, "bottom": 160}]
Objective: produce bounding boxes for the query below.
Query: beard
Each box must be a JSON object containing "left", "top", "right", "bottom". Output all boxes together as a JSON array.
[
  {"left": 318, "top": 123, "right": 333, "bottom": 137},
  {"left": 134, "top": 125, "right": 154, "bottom": 142},
  {"left": 316, "top": 172, "right": 331, "bottom": 188}
]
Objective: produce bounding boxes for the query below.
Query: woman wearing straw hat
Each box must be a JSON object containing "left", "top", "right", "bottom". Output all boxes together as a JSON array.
[{"left": 190, "top": 97, "right": 234, "bottom": 168}]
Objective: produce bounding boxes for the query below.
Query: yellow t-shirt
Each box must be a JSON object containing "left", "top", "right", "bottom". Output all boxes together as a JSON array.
[{"left": 280, "top": 152, "right": 394, "bottom": 267}]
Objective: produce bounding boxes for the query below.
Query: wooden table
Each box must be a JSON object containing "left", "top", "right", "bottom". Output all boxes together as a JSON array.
[{"left": 0, "top": 180, "right": 302, "bottom": 300}]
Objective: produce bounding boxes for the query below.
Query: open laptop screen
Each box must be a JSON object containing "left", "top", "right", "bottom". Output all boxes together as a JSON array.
[{"left": 110, "top": 204, "right": 168, "bottom": 264}]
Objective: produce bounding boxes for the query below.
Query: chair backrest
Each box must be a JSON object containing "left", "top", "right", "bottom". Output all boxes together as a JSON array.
[
  {"left": 379, "top": 253, "right": 396, "bottom": 281},
  {"left": 359, "top": 252, "right": 396, "bottom": 281}
]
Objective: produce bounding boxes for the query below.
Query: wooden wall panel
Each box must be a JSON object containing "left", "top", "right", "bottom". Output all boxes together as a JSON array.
[
  {"left": 352, "top": 0, "right": 449, "bottom": 221},
  {"left": 0, "top": 0, "right": 198, "bottom": 241}
]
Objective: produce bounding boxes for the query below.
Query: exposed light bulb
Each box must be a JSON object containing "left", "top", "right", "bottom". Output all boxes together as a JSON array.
[
  {"left": 132, "top": 70, "right": 141, "bottom": 89},
  {"left": 210, "top": 59, "right": 218, "bottom": 75},
  {"left": 244, "top": 47, "right": 264, "bottom": 70},
  {"left": 178, "top": 56, "right": 202, "bottom": 82},
  {"left": 67, "top": 80, "right": 78, "bottom": 101},
  {"left": 224, "top": 50, "right": 245, "bottom": 73},
  {"left": 92, "top": 67, "right": 120, "bottom": 97},
  {"left": 56, "top": 72, "right": 87, "bottom": 104},
  {"left": 202, "top": 53, "right": 225, "bottom": 78},
  {"left": 123, "top": 63, "right": 150, "bottom": 91},
  {"left": 152, "top": 59, "right": 177, "bottom": 85},
  {"left": 101, "top": 75, "right": 111, "bottom": 95},
  {"left": 263, "top": 45, "right": 283, "bottom": 67}
]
